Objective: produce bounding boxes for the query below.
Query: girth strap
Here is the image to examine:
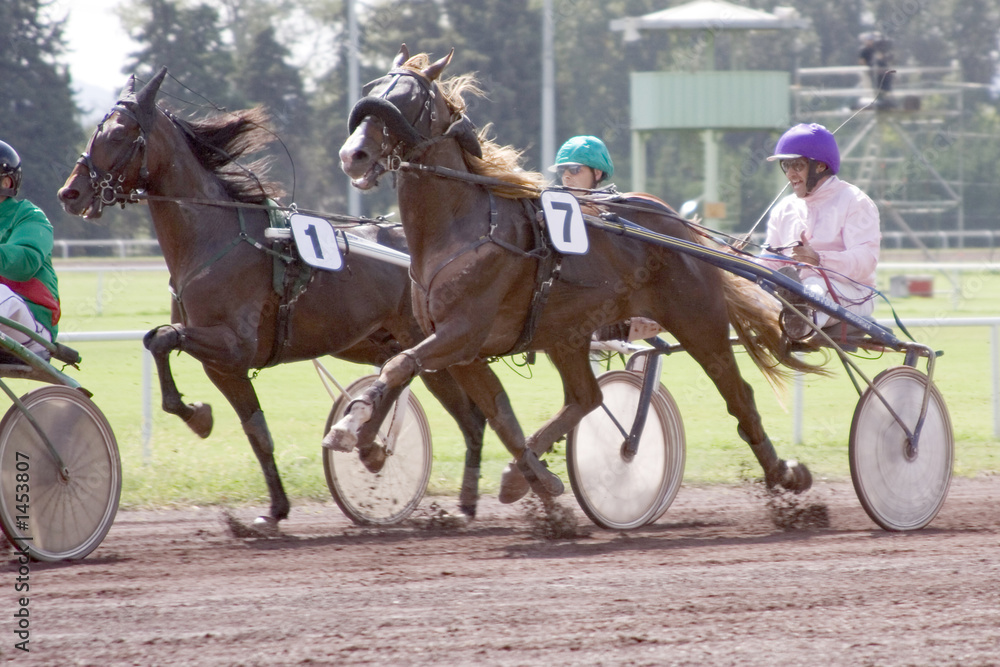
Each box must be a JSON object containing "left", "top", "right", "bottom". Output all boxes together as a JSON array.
[{"left": 505, "top": 199, "right": 559, "bottom": 356}]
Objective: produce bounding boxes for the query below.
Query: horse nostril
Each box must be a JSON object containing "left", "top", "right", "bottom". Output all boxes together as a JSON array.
[
  {"left": 339, "top": 144, "right": 371, "bottom": 172},
  {"left": 57, "top": 187, "right": 77, "bottom": 203}
]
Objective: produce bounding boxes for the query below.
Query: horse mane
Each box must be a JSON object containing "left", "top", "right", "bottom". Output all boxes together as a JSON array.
[
  {"left": 402, "top": 55, "right": 545, "bottom": 199},
  {"left": 170, "top": 106, "right": 285, "bottom": 203}
]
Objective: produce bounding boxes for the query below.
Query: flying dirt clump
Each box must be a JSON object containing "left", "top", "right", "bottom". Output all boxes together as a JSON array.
[{"left": 523, "top": 494, "right": 587, "bottom": 540}]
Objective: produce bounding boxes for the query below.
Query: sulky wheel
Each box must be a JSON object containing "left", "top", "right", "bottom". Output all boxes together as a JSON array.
[
  {"left": 0, "top": 386, "right": 121, "bottom": 561},
  {"left": 322, "top": 374, "right": 432, "bottom": 525},
  {"left": 849, "top": 366, "right": 953, "bottom": 531},
  {"left": 567, "top": 370, "right": 685, "bottom": 530}
]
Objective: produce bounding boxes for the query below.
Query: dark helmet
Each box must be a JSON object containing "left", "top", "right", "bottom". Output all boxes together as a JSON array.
[{"left": 0, "top": 140, "right": 22, "bottom": 196}]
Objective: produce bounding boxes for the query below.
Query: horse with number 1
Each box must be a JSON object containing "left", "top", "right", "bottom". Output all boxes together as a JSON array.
[
  {"left": 57, "top": 67, "right": 490, "bottom": 529},
  {"left": 330, "top": 45, "right": 827, "bottom": 513}
]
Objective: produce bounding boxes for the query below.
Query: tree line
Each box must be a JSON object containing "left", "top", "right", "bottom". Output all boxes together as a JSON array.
[{"left": 2, "top": 0, "right": 999, "bottom": 241}]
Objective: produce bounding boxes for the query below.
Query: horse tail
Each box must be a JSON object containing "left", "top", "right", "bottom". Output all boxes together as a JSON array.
[{"left": 720, "top": 270, "right": 832, "bottom": 386}]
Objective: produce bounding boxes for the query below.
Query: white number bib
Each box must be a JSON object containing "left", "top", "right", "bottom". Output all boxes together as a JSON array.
[
  {"left": 290, "top": 214, "right": 344, "bottom": 271},
  {"left": 540, "top": 190, "right": 589, "bottom": 255}
]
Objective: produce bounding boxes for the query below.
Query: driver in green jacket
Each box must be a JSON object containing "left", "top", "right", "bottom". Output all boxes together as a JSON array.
[{"left": 0, "top": 140, "right": 60, "bottom": 359}]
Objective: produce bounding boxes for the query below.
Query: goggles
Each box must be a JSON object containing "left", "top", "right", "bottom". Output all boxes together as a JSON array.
[
  {"left": 556, "top": 164, "right": 585, "bottom": 177},
  {"left": 779, "top": 158, "right": 810, "bottom": 174}
]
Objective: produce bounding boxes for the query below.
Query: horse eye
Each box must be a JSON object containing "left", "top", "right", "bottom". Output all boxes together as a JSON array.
[{"left": 107, "top": 125, "right": 129, "bottom": 142}]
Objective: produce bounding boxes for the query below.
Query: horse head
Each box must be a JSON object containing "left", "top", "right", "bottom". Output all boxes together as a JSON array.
[
  {"left": 340, "top": 45, "right": 481, "bottom": 190},
  {"left": 58, "top": 67, "right": 168, "bottom": 218}
]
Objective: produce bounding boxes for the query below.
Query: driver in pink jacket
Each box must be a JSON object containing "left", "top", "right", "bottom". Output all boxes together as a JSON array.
[{"left": 763, "top": 123, "right": 881, "bottom": 340}]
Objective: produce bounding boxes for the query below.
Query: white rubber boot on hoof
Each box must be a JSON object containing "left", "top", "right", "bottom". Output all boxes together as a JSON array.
[
  {"left": 498, "top": 461, "right": 530, "bottom": 504},
  {"left": 322, "top": 424, "right": 357, "bottom": 452},
  {"left": 322, "top": 401, "right": 373, "bottom": 452}
]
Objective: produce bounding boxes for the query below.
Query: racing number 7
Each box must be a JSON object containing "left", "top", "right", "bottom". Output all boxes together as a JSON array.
[{"left": 550, "top": 201, "right": 576, "bottom": 244}]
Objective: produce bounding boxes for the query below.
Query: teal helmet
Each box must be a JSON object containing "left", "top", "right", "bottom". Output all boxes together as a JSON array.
[{"left": 551, "top": 135, "right": 614, "bottom": 181}]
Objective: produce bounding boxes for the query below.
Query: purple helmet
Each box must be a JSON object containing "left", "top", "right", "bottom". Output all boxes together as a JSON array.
[{"left": 767, "top": 123, "right": 840, "bottom": 175}]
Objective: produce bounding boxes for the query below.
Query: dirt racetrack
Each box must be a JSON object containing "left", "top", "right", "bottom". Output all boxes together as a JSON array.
[{"left": 5, "top": 476, "right": 1000, "bottom": 666}]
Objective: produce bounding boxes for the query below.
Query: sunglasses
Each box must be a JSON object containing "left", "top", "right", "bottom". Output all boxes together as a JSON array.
[
  {"left": 779, "top": 158, "right": 810, "bottom": 174},
  {"left": 556, "top": 164, "right": 585, "bottom": 176}
]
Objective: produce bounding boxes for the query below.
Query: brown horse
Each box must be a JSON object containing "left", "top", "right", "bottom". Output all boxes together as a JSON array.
[
  {"left": 57, "top": 68, "right": 487, "bottom": 527},
  {"left": 330, "top": 46, "right": 824, "bottom": 504}
]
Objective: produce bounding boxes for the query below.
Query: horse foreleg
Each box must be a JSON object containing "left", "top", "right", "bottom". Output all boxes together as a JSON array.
[
  {"left": 353, "top": 382, "right": 406, "bottom": 474},
  {"left": 203, "top": 367, "right": 290, "bottom": 526},
  {"left": 143, "top": 325, "right": 213, "bottom": 437},
  {"left": 323, "top": 351, "right": 417, "bottom": 453},
  {"left": 498, "top": 343, "right": 601, "bottom": 504},
  {"left": 418, "top": 369, "right": 487, "bottom": 518}
]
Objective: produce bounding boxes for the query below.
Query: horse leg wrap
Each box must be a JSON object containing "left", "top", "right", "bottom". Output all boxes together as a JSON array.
[
  {"left": 243, "top": 410, "right": 273, "bottom": 455},
  {"left": 143, "top": 324, "right": 184, "bottom": 353},
  {"left": 459, "top": 466, "right": 480, "bottom": 518}
]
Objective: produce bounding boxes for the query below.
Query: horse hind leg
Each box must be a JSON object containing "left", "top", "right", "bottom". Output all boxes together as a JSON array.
[
  {"left": 418, "top": 369, "right": 487, "bottom": 518},
  {"left": 143, "top": 325, "right": 213, "bottom": 437},
  {"left": 681, "top": 333, "right": 812, "bottom": 494},
  {"left": 738, "top": 425, "right": 813, "bottom": 494}
]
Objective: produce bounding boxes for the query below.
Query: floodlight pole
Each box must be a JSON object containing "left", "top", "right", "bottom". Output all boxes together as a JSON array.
[
  {"left": 541, "top": 0, "right": 556, "bottom": 169},
  {"left": 347, "top": 0, "right": 361, "bottom": 217}
]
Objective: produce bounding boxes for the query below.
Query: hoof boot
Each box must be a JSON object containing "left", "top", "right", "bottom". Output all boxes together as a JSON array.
[
  {"left": 359, "top": 443, "right": 387, "bottom": 473},
  {"left": 498, "top": 461, "right": 530, "bottom": 504}
]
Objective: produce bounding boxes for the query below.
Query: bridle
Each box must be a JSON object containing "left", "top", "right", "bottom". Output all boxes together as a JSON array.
[
  {"left": 347, "top": 68, "right": 482, "bottom": 179},
  {"left": 75, "top": 100, "right": 152, "bottom": 212}
]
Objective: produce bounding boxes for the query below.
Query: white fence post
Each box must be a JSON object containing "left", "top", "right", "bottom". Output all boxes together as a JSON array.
[
  {"left": 793, "top": 363, "right": 804, "bottom": 446},
  {"left": 57, "top": 330, "right": 153, "bottom": 459},
  {"left": 993, "top": 324, "right": 1000, "bottom": 439},
  {"left": 142, "top": 347, "right": 153, "bottom": 463}
]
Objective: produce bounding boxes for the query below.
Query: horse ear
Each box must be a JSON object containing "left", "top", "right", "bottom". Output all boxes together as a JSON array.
[
  {"left": 422, "top": 49, "right": 454, "bottom": 81},
  {"left": 135, "top": 66, "right": 169, "bottom": 113},
  {"left": 393, "top": 44, "right": 410, "bottom": 68},
  {"left": 118, "top": 75, "right": 137, "bottom": 101}
]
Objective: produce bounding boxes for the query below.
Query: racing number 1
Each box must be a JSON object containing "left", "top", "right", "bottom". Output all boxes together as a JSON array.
[
  {"left": 289, "top": 213, "right": 344, "bottom": 271},
  {"left": 304, "top": 224, "right": 324, "bottom": 259}
]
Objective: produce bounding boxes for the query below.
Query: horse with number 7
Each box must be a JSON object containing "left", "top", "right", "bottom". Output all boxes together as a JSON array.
[{"left": 330, "top": 45, "right": 827, "bottom": 506}]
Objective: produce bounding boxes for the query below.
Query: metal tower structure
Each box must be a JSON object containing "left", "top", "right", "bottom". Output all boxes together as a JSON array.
[{"left": 792, "top": 63, "right": 966, "bottom": 257}]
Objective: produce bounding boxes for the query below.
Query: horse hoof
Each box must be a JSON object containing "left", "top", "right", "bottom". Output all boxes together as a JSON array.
[
  {"left": 252, "top": 516, "right": 281, "bottom": 536},
  {"left": 783, "top": 460, "right": 813, "bottom": 494},
  {"left": 458, "top": 503, "right": 477, "bottom": 519},
  {"left": 498, "top": 461, "right": 530, "bottom": 504},
  {"left": 185, "top": 402, "right": 213, "bottom": 439},
  {"left": 322, "top": 426, "right": 357, "bottom": 452},
  {"left": 359, "top": 443, "right": 387, "bottom": 473}
]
